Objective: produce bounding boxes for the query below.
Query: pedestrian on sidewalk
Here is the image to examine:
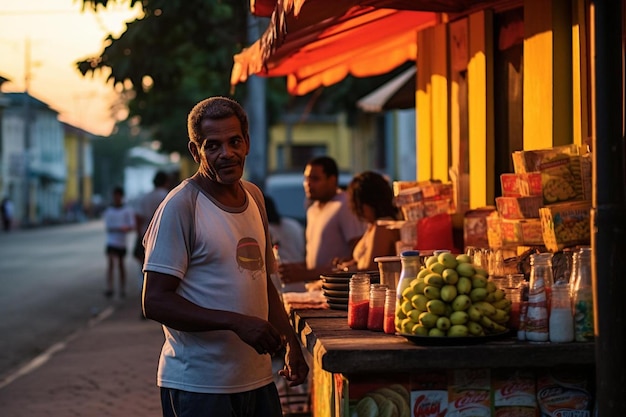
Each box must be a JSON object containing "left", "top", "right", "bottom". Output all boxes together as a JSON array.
[
  {"left": 103, "top": 186, "right": 135, "bottom": 299},
  {"left": 1, "top": 196, "right": 14, "bottom": 232},
  {"left": 133, "top": 170, "right": 171, "bottom": 286},
  {"left": 142, "top": 96, "right": 308, "bottom": 417}
]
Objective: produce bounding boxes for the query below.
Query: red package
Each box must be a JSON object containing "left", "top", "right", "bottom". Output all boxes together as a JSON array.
[{"left": 416, "top": 213, "right": 454, "bottom": 252}]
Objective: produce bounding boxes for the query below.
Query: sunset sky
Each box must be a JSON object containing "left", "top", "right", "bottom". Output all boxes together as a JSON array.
[{"left": 0, "top": 0, "right": 142, "bottom": 136}]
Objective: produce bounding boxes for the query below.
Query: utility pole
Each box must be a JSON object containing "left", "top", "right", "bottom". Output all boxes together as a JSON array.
[
  {"left": 22, "top": 37, "right": 33, "bottom": 226},
  {"left": 244, "top": 12, "right": 268, "bottom": 188}
]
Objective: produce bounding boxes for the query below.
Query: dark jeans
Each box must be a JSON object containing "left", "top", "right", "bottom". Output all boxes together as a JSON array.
[{"left": 160, "top": 383, "right": 282, "bottom": 417}]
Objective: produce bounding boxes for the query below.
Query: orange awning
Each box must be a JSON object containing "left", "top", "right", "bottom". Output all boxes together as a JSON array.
[{"left": 232, "top": 1, "right": 445, "bottom": 95}]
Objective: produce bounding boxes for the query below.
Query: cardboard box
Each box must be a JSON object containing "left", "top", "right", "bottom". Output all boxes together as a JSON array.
[
  {"left": 411, "top": 372, "right": 448, "bottom": 417},
  {"left": 486, "top": 212, "right": 503, "bottom": 249},
  {"left": 511, "top": 145, "right": 586, "bottom": 205},
  {"left": 539, "top": 201, "right": 591, "bottom": 252},
  {"left": 448, "top": 369, "right": 491, "bottom": 417},
  {"left": 491, "top": 368, "right": 538, "bottom": 416},
  {"left": 511, "top": 144, "right": 579, "bottom": 173},
  {"left": 536, "top": 369, "right": 593, "bottom": 416},
  {"left": 495, "top": 196, "right": 543, "bottom": 219},
  {"left": 500, "top": 218, "right": 544, "bottom": 246},
  {"left": 464, "top": 207, "right": 496, "bottom": 248},
  {"left": 500, "top": 172, "right": 542, "bottom": 197}
]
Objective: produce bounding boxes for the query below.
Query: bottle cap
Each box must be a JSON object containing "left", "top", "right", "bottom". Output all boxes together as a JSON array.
[{"left": 400, "top": 250, "right": 420, "bottom": 258}]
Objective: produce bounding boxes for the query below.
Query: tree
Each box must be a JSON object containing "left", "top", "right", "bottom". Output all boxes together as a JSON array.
[
  {"left": 77, "top": 0, "right": 262, "bottom": 155},
  {"left": 78, "top": 0, "right": 411, "bottom": 155}
]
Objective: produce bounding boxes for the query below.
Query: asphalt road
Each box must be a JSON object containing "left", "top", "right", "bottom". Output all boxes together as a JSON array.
[{"left": 0, "top": 220, "right": 142, "bottom": 381}]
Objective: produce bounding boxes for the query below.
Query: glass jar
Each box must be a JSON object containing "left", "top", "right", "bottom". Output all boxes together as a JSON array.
[
  {"left": 367, "top": 284, "right": 388, "bottom": 331},
  {"left": 348, "top": 273, "right": 370, "bottom": 330},
  {"left": 549, "top": 282, "right": 574, "bottom": 343},
  {"left": 572, "top": 247, "right": 594, "bottom": 342},
  {"left": 504, "top": 287, "right": 522, "bottom": 331},
  {"left": 383, "top": 288, "right": 397, "bottom": 334},
  {"left": 525, "top": 253, "right": 553, "bottom": 342}
]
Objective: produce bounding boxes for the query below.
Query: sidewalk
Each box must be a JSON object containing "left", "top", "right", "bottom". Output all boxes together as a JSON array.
[{"left": 0, "top": 295, "right": 165, "bottom": 416}]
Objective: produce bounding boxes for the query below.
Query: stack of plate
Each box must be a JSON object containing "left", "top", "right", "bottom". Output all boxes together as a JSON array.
[{"left": 320, "top": 271, "right": 380, "bottom": 311}]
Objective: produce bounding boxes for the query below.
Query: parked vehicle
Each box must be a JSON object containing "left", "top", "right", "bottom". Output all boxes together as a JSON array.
[{"left": 263, "top": 172, "right": 354, "bottom": 225}]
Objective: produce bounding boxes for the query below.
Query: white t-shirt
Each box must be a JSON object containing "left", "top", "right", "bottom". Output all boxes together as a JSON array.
[
  {"left": 143, "top": 179, "right": 274, "bottom": 394},
  {"left": 269, "top": 216, "right": 305, "bottom": 263},
  {"left": 103, "top": 205, "right": 135, "bottom": 249},
  {"left": 305, "top": 190, "right": 366, "bottom": 269}
]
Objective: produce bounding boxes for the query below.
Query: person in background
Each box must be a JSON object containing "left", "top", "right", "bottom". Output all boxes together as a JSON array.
[
  {"left": 134, "top": 171, "right": 171, "bottom": 273},
  {"left": 264, "top": 194, "right": 305, "bottom": 264},
  {"left": 334, "top": 171, "right": 400, "bottom": 272},
  {"left": 1, "top": 196, "right": 14, "bottom": 232},
  {"left": 103, "top": 186, "right": 135, "bottom": 298},
  {"left": 264, "top": 194, "right": 306, "bottom": 292},
  {"left": 142, "top": 96, "right": 308, "bottom": 417},
  {"left": 279, "top": 156, "right": 366, "bottom": 285}
]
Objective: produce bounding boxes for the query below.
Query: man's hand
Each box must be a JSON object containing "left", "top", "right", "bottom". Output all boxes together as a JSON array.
[
  {"left": 278, "top": 341, "right": 309, "bottom": 386},
  {"left": 233, "top": 316, "right": 284, "bottom": 356},
  {"left": 278, "top": 262, "right": 308, "bottom": 284}
]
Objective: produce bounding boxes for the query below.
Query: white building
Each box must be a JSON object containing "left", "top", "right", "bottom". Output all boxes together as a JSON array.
[{"left": 1, "top": 93, "right": 66, "bottom": 226}]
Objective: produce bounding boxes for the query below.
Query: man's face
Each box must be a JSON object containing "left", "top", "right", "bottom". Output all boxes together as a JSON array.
[
  {"left": 303, "top": 164, "right": 337, "bottom": 202},
  {"left": 188, "top": 115, "right": 250, "bottom": 185}
]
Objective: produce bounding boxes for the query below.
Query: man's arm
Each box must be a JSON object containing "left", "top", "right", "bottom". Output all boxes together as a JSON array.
[
  {"left": 278, "top": 262, "right": 330, "bottom": 284},
  {"left": 143, "top": 271, "right": 284, "bottom": 355},
  {"left": 266, "top": 273, "right": 309, "bottom": 386}
]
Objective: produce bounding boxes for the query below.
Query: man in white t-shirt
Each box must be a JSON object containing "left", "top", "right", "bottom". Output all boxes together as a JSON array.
[
  {"left": 142, "top": 97, "right": 308, "bottom": 417},
  {"left": 279, "top": 156, "right": 366, "bottom": 285}
]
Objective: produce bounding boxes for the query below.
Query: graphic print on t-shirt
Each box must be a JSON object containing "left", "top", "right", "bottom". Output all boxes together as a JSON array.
[{"left": 236, "top": 237, "right": 264, "bottom": 278}]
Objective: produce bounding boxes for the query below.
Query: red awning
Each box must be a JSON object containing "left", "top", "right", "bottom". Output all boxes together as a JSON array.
[{"left": 232, "top": 1, "right": 451, "bottom": 95}]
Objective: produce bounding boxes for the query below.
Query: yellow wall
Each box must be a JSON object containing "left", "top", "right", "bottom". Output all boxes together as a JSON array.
[
  {"left": 267, "top": 114, "right": 353, "bottom": 172},
  {"left": 467, "top": 10, "right": 495, "bottom": 208},
  {"left": 416, "top": 0, "right": 588, "bottom": 212},
  {"left": 523, "top": 0, "right": 573, "bottom": 149},
  {"left": 417, "top": 27, "right": 433, "bottom": 181}
]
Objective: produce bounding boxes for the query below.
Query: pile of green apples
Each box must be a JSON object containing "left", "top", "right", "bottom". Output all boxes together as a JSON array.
[{"left": 395, "top": 252, "right": 511, "bottom": 337}]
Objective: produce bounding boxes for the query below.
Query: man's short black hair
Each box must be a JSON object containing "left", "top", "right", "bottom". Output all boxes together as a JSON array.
[
  {"left": 153, "top": 171, "right": 169, "bottom": 187},
  {"left": 307, "top": 156, "right": 338, "bottom": 178}
]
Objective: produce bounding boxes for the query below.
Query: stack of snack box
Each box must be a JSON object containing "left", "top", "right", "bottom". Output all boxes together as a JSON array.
[
  {"left": 488, "top": 144, "right": 592, "bottom": 252},
  {"left": 392, "top": 180, "right": 456, "bottom": 251}
]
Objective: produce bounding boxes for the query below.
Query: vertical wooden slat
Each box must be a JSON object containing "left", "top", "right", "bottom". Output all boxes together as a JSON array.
[{"left": 468, "top": 10, "right": 495, "bottom": 208}]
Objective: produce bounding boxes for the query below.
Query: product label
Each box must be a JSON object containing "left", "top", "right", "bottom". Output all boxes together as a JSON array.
[{"left": 411, "top": 391, "right": 447, "bottom": 417}]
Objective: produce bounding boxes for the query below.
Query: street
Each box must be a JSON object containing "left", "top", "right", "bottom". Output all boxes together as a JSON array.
[{"left": 0, "top": 220, "right": 142, "bottom": 381}]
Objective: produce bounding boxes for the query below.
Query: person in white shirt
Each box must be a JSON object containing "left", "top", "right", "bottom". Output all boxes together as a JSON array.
[
  {"left": 102, "top": 186, "right": 135, "bottom": 298},
  {"left": 279, "top": 156, "right": 366, "bottom": 285},
  {"left": 142, "top": 97, "right": 307, "bottom": 416},
  {"left": 264, "top": 194, "right": 306, "bottom": 292}
]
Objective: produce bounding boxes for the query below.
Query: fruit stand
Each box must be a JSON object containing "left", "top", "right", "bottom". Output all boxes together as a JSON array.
[{"left": 291, "top": 307, "right": 595, "bottom": 417}]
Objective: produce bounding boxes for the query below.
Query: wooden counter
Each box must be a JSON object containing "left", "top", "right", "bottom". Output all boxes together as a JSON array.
[{"left": 292, "top": 308, "right": 596, "bottom": 375}]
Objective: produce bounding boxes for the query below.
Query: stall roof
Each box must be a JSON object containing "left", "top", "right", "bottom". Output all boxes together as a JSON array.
[
  {"left": 357, "top": 66, "right": 416, "bottom": 112},
  {"left": 231, "top": 0, "right": 466, "bottom": 95}
]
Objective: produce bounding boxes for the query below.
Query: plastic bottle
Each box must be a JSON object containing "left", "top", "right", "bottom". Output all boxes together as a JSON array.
[
  {"left": 525, "top": 253, "right": 553, "bottom": 342},
  {"left": 395, "top": 250, "right": 420, "bottom": 333},
  {"left": 367, "top": 284, "right": 388, "bottom": 331},
  {"left": 549, "top": 282, "right": 574, "bottom": 343},
  {"left": 348, "top": 273, "right": 370, "bottom": 330},
  {"left": 572, "top": 247, "right": 594, "bottom": 342}
]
